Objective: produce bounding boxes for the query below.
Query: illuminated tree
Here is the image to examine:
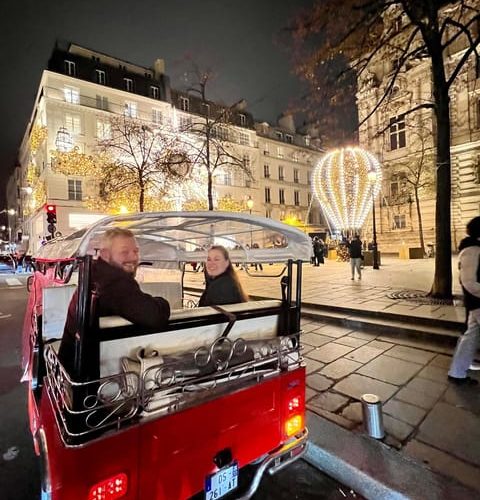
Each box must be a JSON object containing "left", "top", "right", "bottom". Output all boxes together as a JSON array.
[
  {"left": 291, "top": 1, "right": 480, "bottom": 299},
  {"left": 176, "top": 63, "right": 254, "bottom": 210}
]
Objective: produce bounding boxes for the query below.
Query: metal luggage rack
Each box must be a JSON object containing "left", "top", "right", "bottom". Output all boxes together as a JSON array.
[
  {"left": 44, "top": 333, "right": 303, "bottom": 442},
  {"left": 133, "top": 333, "right": 303, "bottom": 416},
  {"left": 44, "top": 344, "right": 141, "bottom": 445}
]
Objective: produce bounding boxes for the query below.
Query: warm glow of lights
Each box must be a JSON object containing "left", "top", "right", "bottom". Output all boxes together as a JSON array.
[
  {"left": 118, "top": 205, "right": 129, "bottom": 214},
  {"left": 285, "top": 415, "right": 304, "bottom": 437},
  {"left": 312, "top": 147, "right": 382, "bottom": 231}
]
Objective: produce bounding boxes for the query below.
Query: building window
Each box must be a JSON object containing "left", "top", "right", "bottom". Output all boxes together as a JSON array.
[
  {"left": 390, "top": 173, "right": 407, "bottom": 199},
  {"left": 264, "top": 164, "right": 270, "bottom": 178},
  {"left": 65, "top": 113, "right": 81, "bottom": 135},
  {"left": 124, "top": 78, "right": 134, "bottom": 92},
  {"left": 64, "top": 86, "right": 79, "bottom": 104},
  {"left": 96, "top": 120, "right": 111, "bottom": 139},
  {"left": 214, "top": 125, "right": 229, "bottom": 141},
  {"left": 307, "top": 172, "right": 312, "bottom": 185},
  {"left": 393, "top": 214, "right": 406, "bottom": 229},
  {"left": 305, "top": 136, "right": 310, "bottom": 146},
  {"left": 180, "top": 96, "right": 189, "bottom": 112},
  {"left": 285, "top": 134, "right": 293, "bottom": 144},
  {"left": 277, "top": 146, "right": 284, "bottom": 158},
  {"left": 124, "top": 101, "right": 137, "bottom": 118},
  {"left": 179, "top": 114, "right": 192, "bottom": 130},
  {"left": 96, "top": 95, "right": 109, "bottom": 110},
  {"left": 275, "top": 131, "right": 283, "bottom": 141},
  {"left": 265, "top": 208, "right": 272, "bottom": 218},
  {"left": 279, "top": 189, "right": 285, "bottom": 205},
  {"left": 294, "top": 190, "right": 300, "bottom": 206},
  {"left": 238, "top": 131, "right": 249, "bottom": 146},
  {"left": 96, "top": 69, "right": 106, "bottom": 85},
  {"left": 243, "top": 154, "right": 251, "bottom": 170},
  {"left": 239, "top": 113, "right": 247, "bottom": 126},
  {"left": 202, "top": 103, "right": 210, "bottom": 116},
  {"left": 152, "top": 108, "right": 163, "bottom": 125},
  {"left": 64, "top": 60, "right": 76, "bottom": 76},
  {"left": 294, "top": 169, "right": 299, "bottom": 183},
  {"left": 150, "top": 86, "right": 159, "bottom": 99},
  {"left": 265, "top": 187, "right": 271, "bottom": 203},
  {"left": 222, "top": 170, "right": 232, "bottom": 186},
  {"left": 389, "top": 114, "right": 406, "bottom": 150},
  {"left": 264, "top": 143, "right": 269, "bottom": 155},
  {"left": 278, "top": 166, "right": 284, "bottom": 181},
  {"left": 293, "top": 152, "right": 299, "bottom": 162},
  {"left": 68, "top": 179, "right": 82, "bottom": 201}
]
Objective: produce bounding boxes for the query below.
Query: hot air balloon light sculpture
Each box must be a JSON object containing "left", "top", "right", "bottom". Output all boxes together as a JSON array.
[{"left": 312, "top": 147, "right": 382, "bottom": 232}]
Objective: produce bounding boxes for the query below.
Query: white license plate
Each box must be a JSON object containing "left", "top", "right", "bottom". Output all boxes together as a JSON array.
[{"left": 205, "top": 462, "right": 238, "bottom": 500}]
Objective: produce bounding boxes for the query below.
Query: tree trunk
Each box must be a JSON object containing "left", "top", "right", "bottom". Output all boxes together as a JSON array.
[
  {"left": 139, "top": 182, "right": 145, "bottom": 212},
  {"left": 207, "top": 170, "right": 214, "bottom": 211},
  {"left": 414, "top": 188, "right": 425, "bottom": 255},
  {"left": 430, "top": 54, "right": 452, "bottom": 298}
]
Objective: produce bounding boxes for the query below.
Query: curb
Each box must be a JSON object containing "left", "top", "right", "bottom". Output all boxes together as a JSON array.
[{"left": 304, "top": 411, "right": 476, "bottom": 500}]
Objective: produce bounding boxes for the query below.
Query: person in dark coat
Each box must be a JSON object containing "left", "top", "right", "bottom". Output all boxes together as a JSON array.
[
  {"left": 58, "top": 228, "right": 170, "bottom": 376},
  {"left": 199, "top": 246, "right": 248, "bottom": 306},
  {"left": 348, "top": 235, "right": 363, "bottom": 280},
  {"left": 313, "top": 237, "right": 325, "bottom": 266}
]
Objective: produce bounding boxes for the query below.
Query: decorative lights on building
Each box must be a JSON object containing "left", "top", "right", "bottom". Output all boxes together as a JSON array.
[
  {"left": 312, "top": 147, "right": 382, "bottom": 231},
  {"left": 55, "top": 127, "right": 74, "bottom": 152}
]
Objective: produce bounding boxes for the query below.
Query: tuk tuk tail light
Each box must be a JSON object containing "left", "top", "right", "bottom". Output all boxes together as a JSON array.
[
  {"left": 88, "top": 472, "right": 128, "bottom": 500},
  {"left": 285, "top": 414, "right": 304, "bottom": 438}
]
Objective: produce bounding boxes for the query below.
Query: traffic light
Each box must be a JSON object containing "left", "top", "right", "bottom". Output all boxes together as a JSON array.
[{"left": 45, "top": 204, "right": 57, "bottom": 237}]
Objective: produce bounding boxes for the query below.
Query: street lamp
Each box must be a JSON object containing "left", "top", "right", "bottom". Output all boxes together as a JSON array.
[
  {"left": 0, "top": 208, "right": 16, "bottom": 216},
  {"left": 246, "top": 196, "right": 254, "bottom": 247},
  {"left": 367, "top": 170, "right": 380, "bottom": 270}
]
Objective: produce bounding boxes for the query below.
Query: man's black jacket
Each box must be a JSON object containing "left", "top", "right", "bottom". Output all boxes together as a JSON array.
[{"left": 58, "top": 257, "right": 170, "bottom": 375}]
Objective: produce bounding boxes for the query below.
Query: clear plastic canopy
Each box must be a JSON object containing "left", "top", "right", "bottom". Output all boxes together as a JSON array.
[{"left": 33, "top": 211, "right": 313, "bottom": 264}]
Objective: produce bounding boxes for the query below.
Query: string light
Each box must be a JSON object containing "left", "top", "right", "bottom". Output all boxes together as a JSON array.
[{"left": 312, "top": 147, "right": 382, "bottom": 231}]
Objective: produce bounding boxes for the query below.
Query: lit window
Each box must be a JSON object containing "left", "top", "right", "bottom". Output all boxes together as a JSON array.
[
  {"left": 124, "top": 101, "right": 137, "bottom": 118},
  {"left": 294, "top": 190, "right": 300, "bottom": 206},
  {"left": 278, "top": 166, "right": 284, "bottom": 181},
  {"left": 264, "top": 143, "right": 269, "bottom": 155},
  {"left": 264, "top": 164, "right": 270, "bottom": 178},
  {"left": 294, "top": 169, "right": 299, "bottom": 183},
  {"left": 239, "top": 114, "right": 247, "bottom": 126},
  {"left": 124, "top": 78, "right": 134, "bottom": 92},
  {"left": 150, "top": 86, "right": 159, "bottom": 99},
  {"left": 64, "top": 60, "right": 76, "bottom": 76},
  {"left": 223, "top": 171, "right": 232, "bottom": 186},
  {"left": 180, "top": 96, "right": 189, "bottom": 112},
  {"left": 96, "top": 69, "right": 106, "bottom": 85},
  {"left": 277, "top": 146, "right": 284, "bottom": 158},
  {"left": 389, "top": 114, "right": 406, "bottom": 150},
  {"left": 279, "top": 188, "right": 285, "bottom": 204},
  {"left": 68, "top": 179, "right": 82, "bottom": 201},
  {"left": 96, "top": 120, "right": 111, "bottom": 139},
  {"left": 265, "top": 187, "right": 271, "bottom": 203},
  {"left": 152, "top": 108, "right": 163, "bottom": 125},
  {"left": 65, "top": 113, "right": 81, "bottom": 135},
  {"left": 64, "top": 86, "right": 79, "bottom": 104}
]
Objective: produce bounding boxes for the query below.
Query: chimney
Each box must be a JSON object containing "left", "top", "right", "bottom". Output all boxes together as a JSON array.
[
  {"left": 153, "top": 58, "right": 165, "bottom": 79},
  {"left": 277, "top": 113, "right": 296, "bottom": 134}
]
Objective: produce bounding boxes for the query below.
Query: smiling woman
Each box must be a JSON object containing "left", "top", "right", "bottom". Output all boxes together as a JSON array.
[{"left": 199, "top": 245, "right": 248, "bottom": 307}]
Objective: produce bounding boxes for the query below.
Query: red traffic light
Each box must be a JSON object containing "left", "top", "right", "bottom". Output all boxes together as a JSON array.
[{"left": 46, "top": 204, "right": 56, "bottom": 213}]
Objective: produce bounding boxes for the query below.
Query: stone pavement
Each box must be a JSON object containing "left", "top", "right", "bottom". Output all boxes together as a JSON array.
[
  {"left": 184, "top": 256, "right": 466, "bottom": 325},
  {"left": 300, "top": 316, "right": 480, "bottom": 494}
]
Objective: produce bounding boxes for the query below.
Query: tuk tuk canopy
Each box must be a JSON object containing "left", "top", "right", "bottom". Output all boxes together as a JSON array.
[{"left": 33, "top": 212, "right": 313, "bottom": 264}]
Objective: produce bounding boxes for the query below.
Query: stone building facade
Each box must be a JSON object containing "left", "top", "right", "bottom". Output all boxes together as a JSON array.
[{"left": 9, "top": 43, "right": 324, "bottom": 253}]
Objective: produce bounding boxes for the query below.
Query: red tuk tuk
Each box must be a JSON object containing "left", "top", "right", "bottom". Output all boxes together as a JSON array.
[{"left": 22, "top": 212, "right": 310, "bottom": 500}]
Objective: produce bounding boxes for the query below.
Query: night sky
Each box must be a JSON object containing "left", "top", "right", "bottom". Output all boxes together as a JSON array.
[{"left": 0, "top": 0, "right": 313, "bottom": 212}]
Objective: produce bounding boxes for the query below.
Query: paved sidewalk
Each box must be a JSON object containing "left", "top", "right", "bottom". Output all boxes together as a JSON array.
[{"left": 185, "top": 255, "right": 466, "bottom": 325}]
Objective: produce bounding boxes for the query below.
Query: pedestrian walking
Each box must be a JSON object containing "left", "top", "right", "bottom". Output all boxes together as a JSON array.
[
  {"left": 348, "top": 235, "right": 363, "bottom": 280},
  {"left": 312, "top": 237, "right": 324, "bottom": 266},
  {"left": 448, "top": 216, "right": 480, "bottom": 385}
]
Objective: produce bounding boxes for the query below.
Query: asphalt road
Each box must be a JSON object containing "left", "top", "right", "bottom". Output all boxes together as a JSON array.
[{"left": 0, "top": 272, "right": 359, "bottom": 500}]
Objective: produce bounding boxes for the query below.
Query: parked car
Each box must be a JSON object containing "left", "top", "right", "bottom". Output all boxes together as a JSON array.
[
  {"left": 22, "top": 212, "right": 311, "bottom": 500},
  {"left": 0, "top": 253, "right": 16, "bottom": 273}
]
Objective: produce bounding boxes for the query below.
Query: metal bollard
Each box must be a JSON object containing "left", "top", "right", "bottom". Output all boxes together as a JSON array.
[{"left": 361, "top": 393, "right": 385, "bottom": 439}]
